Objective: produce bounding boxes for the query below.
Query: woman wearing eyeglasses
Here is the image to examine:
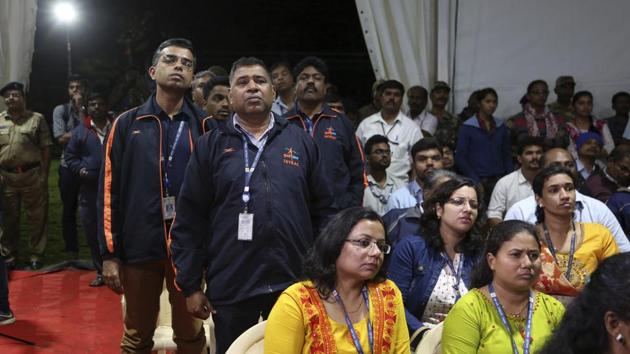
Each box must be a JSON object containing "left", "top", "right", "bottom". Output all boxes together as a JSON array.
[
  {"left": 532, "top": 165, "right": 618, "bottom": 303},
  {"left": 387, "top": 178, "right": 484, "bottom": 350},
  {"left": 265, "top": 207, "right": 410, "bottom": 353},
  {"left": 442, "top": 220, "right": 565, "bottom": 354}
]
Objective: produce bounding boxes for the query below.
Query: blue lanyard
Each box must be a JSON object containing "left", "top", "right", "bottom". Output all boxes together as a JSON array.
[
  {"left": 542, "top": 222, "right": 576, "bottom": 281},
  {"left": 441, "top": 252, "right": 464, "bottom": 301},
  {"left": 304, "top": 117, "right": 314, "bottom": 136},
  {"left": 241, "top": 135, "right": 267, "bottom": 212},
  {"left": 488, "top": 283, "right": 534, "bottom": 354},
  {"left": 163, "top": 121, "right": 185, "bottom": 197},
  {"left": 332, "top": 287, "right": 373, "bottom": 354}
]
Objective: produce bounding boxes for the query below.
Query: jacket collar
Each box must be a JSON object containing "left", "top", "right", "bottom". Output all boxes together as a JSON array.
[
  {"left": 285, "top": 103, "right": 337, "bottom": 121},
  {"left": 136, "top": 94, "right": 204, "bottom": 121},
  {"left": 134, "top": 94, "right": 205, "bottom": 141},
  {"left": 463, "top": 115, "right": 505, "bottom": 128},
  {"left": 222, "top": 112, "right": 289, "bottom": 139}
]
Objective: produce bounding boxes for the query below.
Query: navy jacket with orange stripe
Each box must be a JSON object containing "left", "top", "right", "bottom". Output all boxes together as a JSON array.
[
  {"left": 65, "top": 116, "right": 112, "bottom": 186},
  {"left": 284, "top": 104, "right": 365, "bottom": 209},
  {"left": 169, "top": 114, "right": 337, "bottom": 304},
  {"left": 97, "top": 95, "right": 213, "bottom": 263}
]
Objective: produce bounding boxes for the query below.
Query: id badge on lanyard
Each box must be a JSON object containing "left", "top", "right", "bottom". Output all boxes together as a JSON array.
[
  {"left": 237, "top": 135, "right": 267, "bottom": 241},
  {"left": 162, "top": 121, "right": 184, "bottom": 221}
]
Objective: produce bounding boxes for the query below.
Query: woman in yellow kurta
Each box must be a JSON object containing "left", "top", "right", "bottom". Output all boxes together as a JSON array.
[
  {"left": 531, "top": 165, "right": 618, "bottom": 300},
  {"left": 265, "top": 207, "right": 410, "bottom": 353},
  {"left": 442, "top": 220, "right": 565, "bottom": 354}
]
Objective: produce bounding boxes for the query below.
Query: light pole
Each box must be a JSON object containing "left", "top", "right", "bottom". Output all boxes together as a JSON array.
[{"left": 54, "top": 2, "right": 77, "bottom": 77}]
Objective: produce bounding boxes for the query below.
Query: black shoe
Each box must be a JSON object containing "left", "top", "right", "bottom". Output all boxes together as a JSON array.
[
  {"left": 89, "top": 275, "right": 104, "bottom": 287},
  {"left": 28, "top": 261, "right": 43, "bottom": 271},
  {"left": 0, "top": 311, "right": 15, "bottom": 325}
]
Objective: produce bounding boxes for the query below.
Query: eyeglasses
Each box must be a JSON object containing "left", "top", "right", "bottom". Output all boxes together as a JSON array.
[
  {"left": 447, "top": 197, "right": 479, "bottom": 210},
  {"left": 160, "top": 54, "right": 194, "bottom": 69},
  {"left": 345, "top": 239, "right": 391, "bottom": 254}
]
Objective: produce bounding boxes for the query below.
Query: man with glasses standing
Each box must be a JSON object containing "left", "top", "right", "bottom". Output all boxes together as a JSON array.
[
  {"left": 98, "top": 38, "right": 211, "bottom": 353},
  {"left": 363, "top": 134, "right": 402, "bottom": 215}
]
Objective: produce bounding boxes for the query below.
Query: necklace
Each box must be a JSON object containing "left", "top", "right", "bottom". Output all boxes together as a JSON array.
[
  {"left": 345, "top": 300, "right": 363, "bottom": 314},
  {"left": 509, "top": 301, "right": 530, "bottom": 317}
]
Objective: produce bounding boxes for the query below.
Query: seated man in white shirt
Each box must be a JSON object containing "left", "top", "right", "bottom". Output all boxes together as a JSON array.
[
  {"left": 362, "top": 135, "right": 403, "bottom": 215},
  {"left": 504, "top": 147, "right": 630, "bottom": 252},
  {"left": 488, "top": 136, "right": 544, "bottom": 226},
  {"left": 407, "top": 85, "right": 438, "bottom": 136},
  {"left": 356, "top": 80, "right": 423, "bottom": 185},
  {"left": 386, "top": 138, "right": 443, "bottom": 212}
]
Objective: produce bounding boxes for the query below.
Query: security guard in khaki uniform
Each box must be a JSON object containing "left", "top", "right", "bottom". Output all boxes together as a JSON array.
[{"left": 0, "top": 82, "right": 52, "bottom": 270}]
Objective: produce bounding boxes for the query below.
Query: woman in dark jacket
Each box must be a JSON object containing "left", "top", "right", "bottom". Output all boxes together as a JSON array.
[
  {"left": 387, "top": 178, "right": 485, "bottom": 350},
  {"left": 455, "top": 88, "right": 513, "bottom": 204}
]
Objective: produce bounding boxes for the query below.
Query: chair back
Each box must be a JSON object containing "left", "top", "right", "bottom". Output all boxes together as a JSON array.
[
  {"left": 226, "top": 320, "right": 267, "bottom": 354},
  {"left": 415, "top": 322, "right": 443, "bottom": 354}
]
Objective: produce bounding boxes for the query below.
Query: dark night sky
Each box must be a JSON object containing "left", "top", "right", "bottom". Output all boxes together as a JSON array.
[{"left": 28, "top": 0, "right": 375, "bottom": 117}]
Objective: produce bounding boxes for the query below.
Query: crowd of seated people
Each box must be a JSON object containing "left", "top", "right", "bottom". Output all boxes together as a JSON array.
[{"left": 3, "top": 37, "right": 630, "bottom": 352}]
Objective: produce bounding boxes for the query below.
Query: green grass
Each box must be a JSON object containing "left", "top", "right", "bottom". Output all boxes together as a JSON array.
[{"left": 16, "top": 158, "right": 91, "bottom": 267}]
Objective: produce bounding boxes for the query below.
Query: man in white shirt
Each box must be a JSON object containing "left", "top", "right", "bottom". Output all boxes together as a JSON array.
[
  {"left": 407, "top": 86, "right": 438, "bottom": 136},
  {"left": 504, "top": 147, "right": 630, "bottom": 252},
  {"left": 356, "top": 80, "right": 423, "bottom": 185},
  {"left": 363, "top": 135, "right": 403, "bottom": 215},
  {"left": 386, "top": 138, "right": 443, "bottom": 212},
  {"left": 488, "top": 137, "right": 544, "bottom": 225}
]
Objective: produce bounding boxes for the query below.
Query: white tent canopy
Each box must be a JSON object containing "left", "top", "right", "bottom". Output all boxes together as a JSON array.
[
  {"left": 356, "top": 0, "right": 630, "bottom": 119},
  {"left": 0, "top": 0, "right": 37, "bottom": 104}
]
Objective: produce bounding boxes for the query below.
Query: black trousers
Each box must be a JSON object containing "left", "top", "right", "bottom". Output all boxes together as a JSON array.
[
  {"left": 58, "top": 166, "right": 80, "bottom": 254},
  {"left": 212, "top": 291, "right": 281, "bottom": 354}
]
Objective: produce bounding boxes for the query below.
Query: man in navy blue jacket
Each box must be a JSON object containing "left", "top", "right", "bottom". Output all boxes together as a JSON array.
[
  {"left": 169, "top": 57, "right": 336, "bottom": 353},
  {"left": 284, "top": 56, "right": 365, "bottom": 209},
  {"left": 98, "top": 38, "right": 213, "bottom": 353},
  {"left": 65, "top": 92, "right": 112, "bottom": 287}
]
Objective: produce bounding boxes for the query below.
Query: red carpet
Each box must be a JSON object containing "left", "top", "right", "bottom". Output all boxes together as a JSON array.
[{"left": 1, "top": 270, "right": 123, "bottom": 353}]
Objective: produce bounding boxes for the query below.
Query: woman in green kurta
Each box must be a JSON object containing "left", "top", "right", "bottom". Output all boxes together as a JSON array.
[{"left": 442, "top": 220, "right": 565, "bottom": 354}]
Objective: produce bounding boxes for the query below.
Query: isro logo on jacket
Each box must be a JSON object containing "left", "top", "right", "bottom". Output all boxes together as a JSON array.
[
  {"left": 323, "top": 126, "right": 337, "bottom": 140},
  {"left": 282, "top": 147, "right": 300, "bottom": 167}
]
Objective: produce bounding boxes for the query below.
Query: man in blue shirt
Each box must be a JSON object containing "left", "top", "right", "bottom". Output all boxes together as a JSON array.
[{"left": 386, "top": 138, "right": 443, "bottom": 212}]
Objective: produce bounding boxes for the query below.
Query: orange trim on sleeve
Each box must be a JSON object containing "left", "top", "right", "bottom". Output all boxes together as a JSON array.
[
  {"left": 103, "top": 117, "right": 120, "bottom": 253},
  {"left": 167, "top": 214, "right": 183, "bottom": 292},
  {"left": 355, "top": 134, "right": 368, "bottom": 188}
]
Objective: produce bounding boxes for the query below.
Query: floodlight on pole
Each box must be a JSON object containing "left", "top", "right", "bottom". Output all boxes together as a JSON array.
[{"left": 54, "top": 2, "right": 77, "bottom": 76}]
